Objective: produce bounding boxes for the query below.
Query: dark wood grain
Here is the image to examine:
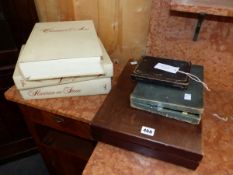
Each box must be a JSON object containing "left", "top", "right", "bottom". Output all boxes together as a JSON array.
[
  {"left": 0, "top": 0, "right": 38, "bottom": 163},
  {"left": 20, "top": 105, "right": 94, "bottom": 141},
  {"left": 1, "top": 0, "right": 38, "bottom": 48},
  {"left": 39, "top": 129, "right": 96, "bottom": 175},
  {"left": 92, "top": 61, "right": 203, "bottom": 169},
  {"left": 18, "top": 104, "right": 96, "bottom": 175}
]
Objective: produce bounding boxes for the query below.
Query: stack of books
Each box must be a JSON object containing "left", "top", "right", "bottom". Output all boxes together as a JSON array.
[
  {"left": 130, "top": 56, "right": 204, "bottom": 124},
  {"left": 13, "top": 20, "right": 113, "bottom": 99}
]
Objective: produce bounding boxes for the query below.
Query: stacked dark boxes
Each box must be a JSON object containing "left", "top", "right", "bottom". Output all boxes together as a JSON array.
[{"left": 130, "top": 56, "right": 204, "bottom": 125}]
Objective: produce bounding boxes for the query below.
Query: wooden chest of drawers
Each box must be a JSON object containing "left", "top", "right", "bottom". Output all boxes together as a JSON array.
[{"left": 18, "top": 104, "right": 96, "bottom": 175}]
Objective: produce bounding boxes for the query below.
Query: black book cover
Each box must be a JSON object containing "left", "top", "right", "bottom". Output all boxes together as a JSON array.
[{"left": 131, "top": 56, "right": 191, "bottom": 89}]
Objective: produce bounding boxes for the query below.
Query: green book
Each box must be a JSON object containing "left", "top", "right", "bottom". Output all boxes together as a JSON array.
[
  {"left": 131, "top": 100, "right": 201, "bottom": 124},
  {"left": 130, "top": 65, "right": 204, "bottom": 124}
]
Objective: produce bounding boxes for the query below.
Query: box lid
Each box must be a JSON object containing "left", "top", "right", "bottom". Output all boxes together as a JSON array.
[
  {"left": 92, "top": 61, "right": 203, "bottom": 169},
  {"left": 131, "top": 56, "right": 191, "bottom": 89}
]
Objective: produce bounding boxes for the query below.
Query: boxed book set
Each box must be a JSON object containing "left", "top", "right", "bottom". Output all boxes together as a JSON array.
[{"left": 13, "top": 20, "right": 113, "bottom": 99}]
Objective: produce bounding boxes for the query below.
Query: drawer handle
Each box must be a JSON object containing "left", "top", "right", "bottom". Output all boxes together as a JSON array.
[
  {"left": 44, "top": 137, "right": 54, "bottom": 145},
  {"left": 53, "top": 116, "right": 64, "bottom": 123}
]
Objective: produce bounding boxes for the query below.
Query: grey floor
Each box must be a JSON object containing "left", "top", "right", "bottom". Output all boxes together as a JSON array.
[{"left": 0, "top": 154, "right": 50, "bottom": 175}]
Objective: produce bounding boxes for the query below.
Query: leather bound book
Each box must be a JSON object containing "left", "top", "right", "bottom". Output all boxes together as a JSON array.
[
  {"left": 130, "top": 101, "right": 201, "bottom": 124},
  {"left": 131, "top": 99, "right": 201, "bottom": 124},
  {"left": 131, "top": 56, "right": 191, "bottom": 89},
  {"left": 130, "top": 65, "right": 204, "bottom": 124},
  {"left": 92, "top": 61, "right": 203, "bottom": 170}
]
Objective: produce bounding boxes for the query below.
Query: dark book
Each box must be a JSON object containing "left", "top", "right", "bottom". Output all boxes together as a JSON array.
[
  {"left": 131, "top": 100, "right": 201, "bottom": 124},
  {"left": 92, "top": 61, "right": 203, "bottom": 170},
  {"left": 131, "top": 56, "right": 191, "bottom": 89},
  {"left": 130, "top": 65, "right": 204, "bottom": 117}
]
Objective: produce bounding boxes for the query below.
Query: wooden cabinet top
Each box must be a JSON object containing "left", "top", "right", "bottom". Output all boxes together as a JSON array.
[
  {"left": 4, "top": 63, "right": 123, "bottom": 124},
  {"left": 5, "top": 86, "right": 105, "bottom": 123},
  {"left": 170, "top": 0, "right": 233, "bottom": 17},
  {"left": 5, "top": 61, "right": 233, "bottom": 174}
]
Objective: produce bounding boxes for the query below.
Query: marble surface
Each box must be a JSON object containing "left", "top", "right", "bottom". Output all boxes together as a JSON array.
[
  {"left": 4, "top": 63, "right": 123, "bottom": 124},
  {"left": 84, "top": 89, "right": 233, "bottom": 175},
  {"left": 170, "top": 0, "right": 233, "bottom": 17}
]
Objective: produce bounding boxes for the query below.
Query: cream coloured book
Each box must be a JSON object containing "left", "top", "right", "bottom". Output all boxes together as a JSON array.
[
  {"left": 13, "top": 40, "right": 113, "bottom": 90},
  {"left": 18, "top": 20, "right": 104, "bottom": 80},
  {"left": 19, "top": 78, "right": 111, "bottom": 100}
]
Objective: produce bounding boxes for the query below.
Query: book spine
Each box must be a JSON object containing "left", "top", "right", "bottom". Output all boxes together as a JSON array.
[
  {"left": 19, "top": 78, "right": 111, "bottom": 100},
  {"left": 130, "top": 100, "right": 201, "bottom": 125}
]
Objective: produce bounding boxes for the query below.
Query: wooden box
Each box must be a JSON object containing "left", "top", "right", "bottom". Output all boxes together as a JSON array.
[{"left": 91, "top": 61, "right": 203, "bottom": 170}]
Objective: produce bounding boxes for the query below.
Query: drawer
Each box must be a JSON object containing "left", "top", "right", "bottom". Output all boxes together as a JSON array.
[{"left": 19, "top": 105, "right": 93, "bottom": 140}]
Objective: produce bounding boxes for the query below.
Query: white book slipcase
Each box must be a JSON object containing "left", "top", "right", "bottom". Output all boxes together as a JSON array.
[
  {"left": 13, "top": 40, "right": 113, "bottom": 90},
  {"left": 18, "top": 20, "right": 103, "bottom": 80},
  {"left": 19, "top": 78, "right": 111, "bottom": 100}
]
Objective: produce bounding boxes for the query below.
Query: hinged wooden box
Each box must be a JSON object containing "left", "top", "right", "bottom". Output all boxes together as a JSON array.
[{"left": 91, "top": 61, "right": 203, "bottom": 170}]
